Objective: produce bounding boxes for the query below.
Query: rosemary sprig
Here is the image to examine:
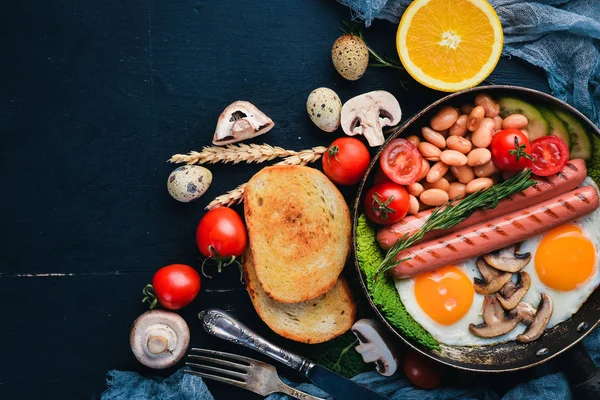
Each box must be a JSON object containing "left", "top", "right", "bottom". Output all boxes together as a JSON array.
[
  {"left": 375, "top": 169, "right": 537, "bottom": 277},
  {"left": 339, "top": 21, "right": 404, "bottom": 70}
]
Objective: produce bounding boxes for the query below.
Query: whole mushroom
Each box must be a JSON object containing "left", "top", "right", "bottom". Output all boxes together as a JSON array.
[
  {"left": 341, "top": 91, "right": 402, "bottom": 147},
  {"left": 130, "top": 310, "right": 190, "bottom": 369},
  {"left": 351, "top": 319, "right": 399, "bottom": 376}
]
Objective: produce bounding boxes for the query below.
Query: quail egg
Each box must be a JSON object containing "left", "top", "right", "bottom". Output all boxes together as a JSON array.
[
  {"left": 306, "top": 88, "right": 342, "bottom": 132},
  {"left": 331, "top": 34, "right": 369, "bottom": 81},
  {"left": 167, "top": 165, "right": 212, "bottom": 202}
]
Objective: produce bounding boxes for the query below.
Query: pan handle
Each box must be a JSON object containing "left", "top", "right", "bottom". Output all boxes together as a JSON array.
[{"left": 561, "top": 342, "right": 600, "bottom": 400}]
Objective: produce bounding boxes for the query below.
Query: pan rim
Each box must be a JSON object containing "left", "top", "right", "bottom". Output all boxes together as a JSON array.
[{"left": 351, "top": 84, "right": 600, "bottom": 373}]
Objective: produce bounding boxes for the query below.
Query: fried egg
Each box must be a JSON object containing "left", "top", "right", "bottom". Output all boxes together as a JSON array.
[{"left": 395, "top": 178, "right": 600, "bottom": 346}]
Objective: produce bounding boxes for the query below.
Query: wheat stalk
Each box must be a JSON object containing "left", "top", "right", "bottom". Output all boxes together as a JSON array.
[
  {"left": 169, "top": 144, "right": 326, "bottom": 165},
  {"left": 205, "top": 147, "right": 328, "bottom": 210}
]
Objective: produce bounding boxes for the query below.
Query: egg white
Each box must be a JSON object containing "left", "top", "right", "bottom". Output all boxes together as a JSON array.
[{"left": 395, "top": 178, "right": 600, "bottom": 346}]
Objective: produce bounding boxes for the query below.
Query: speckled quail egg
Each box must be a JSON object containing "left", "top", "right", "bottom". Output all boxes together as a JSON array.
[
  {"left": 167, "top": 165, "right": 212, "bottom": 202},
  {"left": 306, "top": 88, "right": 342, "bottom": 132},
  {"left": 331, "top": 34, "right": 369, "bottom": 81}
]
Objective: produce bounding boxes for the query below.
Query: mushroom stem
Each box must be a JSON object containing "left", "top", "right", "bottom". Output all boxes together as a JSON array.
[
  {"left": 497, "top": 271, "right": 531, "bottom": 310},
  {"left": 517, "top": 294, "right": 554, "bottom": 343},
  {"left": 474, "top": 258, "right": 513, "bottom": 295},
  {"left": 469, "top": 296, "right": 521, "bottom": 338}
]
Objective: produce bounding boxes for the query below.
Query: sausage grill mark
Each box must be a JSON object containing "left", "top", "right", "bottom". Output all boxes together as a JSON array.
[
  {"left": 445, "top": 242, "right": 458, "bottom": 252},
  {"left": 414, "top": 255, "right": 426, "bottom": 263},
  {"left": 561, "top": 200, "right": 576, "bottom": 212},
  {"left": 577, "top": 193, "right": 590, "bottom": 204},
  {"left": 511, "top": 220, "right": 525, "bottom": 230},
  {"left": 527, "top": 213, "right": 543, "bottom": 224},
  {"left": 541, "top": 206, "right": 560, "bottom": 219},
  {"left": 427, "top": 249, "right": 441, "bottom": 259},
  {"left": 476, "top": 230, "right": 489, "bottom": 239},
  {"left": 566, "top": 162, "right": 578, "bottom": 172},
  {"left": 537, "top": 176, "right": 555, "bottom": 187},
  {"left": 556, "top": 171, "right": 567, "bottom": 181},
  {"left": 491, "top": 225, "right": 508, "bottom": 236},
  {"left": 461, "top": 237, "right": 475, "bottom": 245},
  {"left": 530, "top": 184, "right": 542, "bottom": 192}
]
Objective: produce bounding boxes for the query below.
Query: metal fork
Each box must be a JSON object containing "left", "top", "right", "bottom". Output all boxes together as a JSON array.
[{"left": 185, "top": 348, "right": 326, "bottom": 400}]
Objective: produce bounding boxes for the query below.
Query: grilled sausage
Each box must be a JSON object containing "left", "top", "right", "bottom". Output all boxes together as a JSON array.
[
  {"left": 377, "top": 159, "right": 587, "bottom": 250},
  {"left": 390, "top": 185, "right": 599, "bottom": 279}
]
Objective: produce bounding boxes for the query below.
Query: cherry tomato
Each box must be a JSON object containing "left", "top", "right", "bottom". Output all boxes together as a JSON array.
[
  {"left": 530, "top": 136, "right": 570, "bottom": 176},
  {"left": 196, "top": 207, "right": 247, "bottom": 258},
  {"left": 152, "top": 264, "right": 201, "bottom": 310},
  {"left": 380, "top": 139, "right": 422, "bottom": 185},
  {"left": 490, "top": 129, "right": 533, "bottom": 172},
  {"left": 403, "top": 350, "right": 444, "bottom": 389},
  {"left": 322, "top": 137, "right": 370, "bottom": 185},
  {"left": 364, "top": 182, "right": 410, "bottom": 224}
]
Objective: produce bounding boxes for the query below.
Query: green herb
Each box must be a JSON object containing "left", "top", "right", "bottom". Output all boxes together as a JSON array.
[
  {"left": 339, "top": 21, "right": 404, "bottom": 70},
  {"left": 356, "top": 214, "right": 439, "bottom": 349},
  {"left": 376, "top": 169, "right": 537, "bottom": 277}
]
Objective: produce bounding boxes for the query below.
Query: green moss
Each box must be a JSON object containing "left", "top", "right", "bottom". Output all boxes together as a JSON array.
[{"left": 355, "top": 214, "right": 439, "bottom": 350}]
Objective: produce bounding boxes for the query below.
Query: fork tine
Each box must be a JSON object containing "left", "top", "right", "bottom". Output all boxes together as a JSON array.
[
  {"left": 186, "top": 361, "right": 248, "bottom": 379},
  {"left": 189, "top": 348, "right": 256, "bottom": 365},
  {"left": 184, "top": 369, "right": 247, "bottom": 389},
  {"left": 188, "top": 354, "right": 250, "bottom": 371}
]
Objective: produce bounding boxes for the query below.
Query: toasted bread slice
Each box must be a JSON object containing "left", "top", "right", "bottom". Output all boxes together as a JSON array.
[
  {"left": 243, "top": 249, "right": 356, "bottom": 343},
  {"left": 244, "top": 165, "right": 351, "bottom": 303}
]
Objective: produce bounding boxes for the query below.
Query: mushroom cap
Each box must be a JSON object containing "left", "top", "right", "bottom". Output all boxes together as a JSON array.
[
  {"left": 517, "top": 293, "right": 554, "bottom": 343},
  {"left": 130, "top": 310, "right": 190, "bottom": 369},
  {"left": 351, "top": 319, "right": 398, "bottom": 377},
  {"left": 213, "top": 101, "right": 274, "bottom": 146},
  {"left": 483, "top": 245, "right": 531, "bottom": 273},
  {"left": 469, "top": 296, "right": 520, "bottom": 338},
  {"left": 473, "top": 258, "right": 513, "bottom": 295},
  {"left": 497, "top": 271, "right": 531, "bottom": 310},
  {"left": 340, "top": 91, "right": 402, "bottom": 147}
]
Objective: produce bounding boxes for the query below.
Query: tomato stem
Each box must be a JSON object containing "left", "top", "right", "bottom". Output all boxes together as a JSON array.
[
  {"left": 141, "top": 284, "right": 159, "bottom": 309},
  {"left": 509, "top": 136, "right": 534, "bottom": 162},
  {"left": 371, "top": 192, "right": 396, "bottom": 220},
  {"left": 201, "top": 245, "right": 244, "bottom": 283},
  {"left": 327, "top": 145, "right": 340, "bottom": 165}
]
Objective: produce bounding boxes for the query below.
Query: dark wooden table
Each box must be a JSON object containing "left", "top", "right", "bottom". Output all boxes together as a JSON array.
[{"left": 0, "top": 1, "right": 551, "bottom": 398}]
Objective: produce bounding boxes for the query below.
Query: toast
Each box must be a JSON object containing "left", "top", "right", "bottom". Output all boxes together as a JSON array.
[
  {"left": 243, "top": 248, "right": 356, "bottom": 343},
  {"left": 244, "top": 165, "right": 351, "bottom": 303}
]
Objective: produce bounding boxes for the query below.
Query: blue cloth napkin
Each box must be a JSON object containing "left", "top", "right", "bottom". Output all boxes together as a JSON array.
[
  {"left": 101, "top": 328, "right": 599, "bottom": 399},
  {"left": 338, "top": 0, "right": 600, "bottom": 125}
]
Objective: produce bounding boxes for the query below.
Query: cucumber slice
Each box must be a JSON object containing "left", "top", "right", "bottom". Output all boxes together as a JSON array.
[
  {"left": 498, "top": 97, "right": 549, "bottom": 140},
  {"left": 538, "top": 106, "right": 570, "bottom": 148},
  {"left": 553, "top": 108, "right": 592, "bottom": 160}
]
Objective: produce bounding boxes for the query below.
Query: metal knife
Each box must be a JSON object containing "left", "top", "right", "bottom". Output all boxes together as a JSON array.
[{"left": 198, "top": 309, "right": 388, "bottom": 400}]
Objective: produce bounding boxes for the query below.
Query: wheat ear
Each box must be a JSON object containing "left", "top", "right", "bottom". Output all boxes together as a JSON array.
[{"left": 169, "top": 144, "right": 326, "bottom": 165}]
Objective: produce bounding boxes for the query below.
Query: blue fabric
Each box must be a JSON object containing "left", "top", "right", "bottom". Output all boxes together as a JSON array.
[
  {"left": 338, "top": 0, "right": 600, "bottom": 125},
  {"left": 101, "top": 328, "right": 599, "bottom": 399}
]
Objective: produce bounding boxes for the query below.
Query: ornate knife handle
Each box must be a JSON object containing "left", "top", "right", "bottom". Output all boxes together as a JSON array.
[{"left": 199, "top": 309, "right": 314, "bottom": 374}]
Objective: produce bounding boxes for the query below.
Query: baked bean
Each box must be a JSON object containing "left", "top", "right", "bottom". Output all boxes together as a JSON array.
[
  {"left": 407, "top": 182, "right": 424, "bottom": 197},
  {"left": 440, "top": 150, "right": 468, "bottom": 166},
  {"left": 460, "top": 104, "right": 474, "bottom": 115},
  {"left": 493, "top": 115, "right": 503, "bottom": 131},
  {"left": 467, "top": 148, "right": 492, "bottom": 167},
  {"left": 408, "top": 195, "right": 419, "bottom": 215},
  {"left": 502, "top": 114, "right": 529, "bottom": 130},
  {"left": 431, "top": 106, "right": 459, "bottom": 131},
  {"left": 520, "top": 129, "right": 529, "bottom": 139},
  {"left": 466, "top": 177, "right": 494, "bottom": 194},
  {"left": 467, "top": 106, "right": 485, "bottom": 131},
  {"left": 420, "top": 189, "right": 449, "bottom": 206},
  {"left": 449, "top": 115, "right": 468, "bottom": 137},
  {"left": 406, "top": 135, "right": 420, "bottom": 147},
  {"left": 417, "top": 142, "right": 442, "bottom": 161},
  {"left": 422, "top": 127, "right": 446, "bottom": 149},
  {"left": 426, "top": 161, "right": 449, "bottom": 183},
  {"left": 474, "top": 93, "right": 500, "bottom": 118},
  {"left": 417, "top": 159, "right": 430, "bottom": 181},
  {"left": 474, "top": 160, "right": 498, "bottom": 177},
  {"left": 446, "top": 135, "right": 472, "bottom": 154},
  {"left": 423, "top": 177, "right": 450, "bottom": 192},
  {"left": 450, "top": 165, "right": 475, "bottom": 184},
  {"left": 472, "top": 118, "right": 495, "bottom": 148},
  {"left": 448, "top": 182, "right": 467, "bottom": 200}
]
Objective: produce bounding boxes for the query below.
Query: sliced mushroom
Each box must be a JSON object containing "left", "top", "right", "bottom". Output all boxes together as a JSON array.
[
  {"left": 351, "top": 319, "right": 398, "bottom": 376},
  {"left": 130, "top": 310, "right": 190, "bottom": 369},
  {"left": 483, "top": 245, "right": 531, "bottom": 273},
  {"left": 469, "top": 296, "right": 521, "bottom": 338},
  {"left": 474, "top": 258, "right": 513, "bottom": 295},
  {"left": 515, "top": 302, "right": 536, "bottom": 324},
  {"left": 497, "top": 272, "right": 531, "bottom": 310},
  {"left": 340, "top": 91, "right": 402, "bottom": 147},
  {"left": 517, "top": 293, "right": 554, "bottom": 343},
  {"left": 213, "top": 101, "right": 274, "bottom": 145}
]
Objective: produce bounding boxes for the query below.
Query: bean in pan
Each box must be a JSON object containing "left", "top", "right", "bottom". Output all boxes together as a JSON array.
[
  {"left": 466, "top": 177, "right": 494, "bottom": 194},
  {"left": 420, "top": 188, "right": 449, "bottom": 206},
  {"left": 440, "top": 150, "right": 468, "bottom": 166},
  {"left": 407, "top": 182, "right": 424, "bottom": 197},
  {"left": 423, "top": 177, "right": 450, "bottom": 192},
  {"left": 467, "top": 105, "right": 485, "bottom": 131},
  {"left": 472, "top": 118, "right": 495, "bottom": 148},
  {"left": 422, "top": 127, "right": 446, "bottom": 149},
  {"left": 449, "top": 114, "right": 468, "bottom": 137},
  {"left": 474, "top": 160, "right": 498, "bottom": 177},
  {"left": 418, "top": 142, "right": 442, "bottom": 161},
  {"left": 446, "top": 135, "right": 472, "bottom": 154},
  {"left": 430, "top": 106, "right": 459, "bottom": 131},
  {"left": 427, "top": 161, "right": 449, "bottom": 183},
  {"left": 451, "top": 165, "right": 475, "bottom": 184},
  {"left": 474, "top": 93, "right": 500, "bottom": 118},
  {"left": 407, "top": 135, "right": 421, "bottom": 147},
  {"left": 408, "top": 194, "right": 419, "bottom": 215},
  {"left": 502, "top": 113, "right": 529, "bottom": 130},
  {"left": 467, "top": 148, "right": 492, "bottom": 167},
  {"left": 448, "top": 182, "right": 467, "bottom": 200}
]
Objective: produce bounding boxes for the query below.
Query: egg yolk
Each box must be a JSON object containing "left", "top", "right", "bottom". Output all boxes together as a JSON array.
[
  {"left": 414, "top": 265, "right": 474, "bottom": 325},
  {"left": 535, "top": 224, "right": 596, "bottom": 291}
]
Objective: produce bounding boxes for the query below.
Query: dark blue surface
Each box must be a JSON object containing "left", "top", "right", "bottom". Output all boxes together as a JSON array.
[{"left": 0, "top": 1, "right": 550, "bottom": 398}]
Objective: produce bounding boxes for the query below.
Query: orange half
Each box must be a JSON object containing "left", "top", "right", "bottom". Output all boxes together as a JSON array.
[{"left": 397, "top": 0, "right": 503, "bottom": 92}]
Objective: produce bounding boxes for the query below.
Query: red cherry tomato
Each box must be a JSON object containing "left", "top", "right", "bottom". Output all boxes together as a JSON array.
[
  {"left": 152, "top": 264, "right": 201, "bottom": 310},
  {"left": 322, "top": 137, "right": 371, "bottom": 185},
  {"left": 403, "top": 350, "right": 445, "bottom": 389},
  {"left": 196, "top": 208, "right": 247, "bottom": 258},
  {"left": 530, "top": 136, "right": 570, "bottom": 176},
  {"left": 364, "top": 182, "right": 410, "bottom": 224},
  {"left": 490, "top": 129, "right": 533, "bottom": 172},
  {"left": 380, "top": 139, "right": 423, "bottom": 185}
]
